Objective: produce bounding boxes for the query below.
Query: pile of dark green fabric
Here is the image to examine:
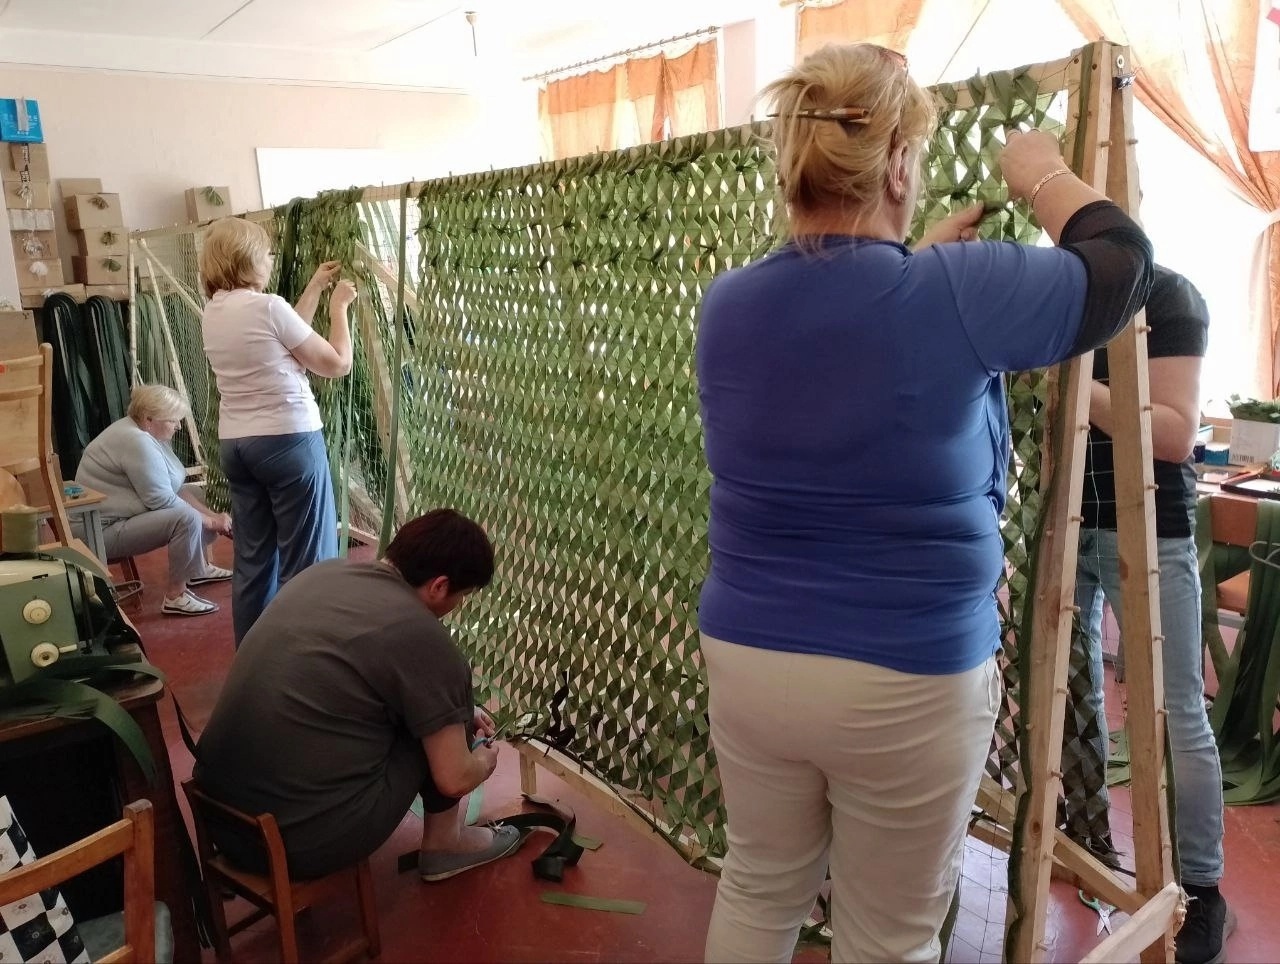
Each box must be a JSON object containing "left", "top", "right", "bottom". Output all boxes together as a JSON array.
[{"left": 1200, "top": 498, "right": 1280, "bottom": 803}]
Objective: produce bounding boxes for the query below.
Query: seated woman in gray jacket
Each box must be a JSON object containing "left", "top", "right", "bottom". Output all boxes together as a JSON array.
[{"left": 76, "top": 384, "right": 232, "bottom": 616}]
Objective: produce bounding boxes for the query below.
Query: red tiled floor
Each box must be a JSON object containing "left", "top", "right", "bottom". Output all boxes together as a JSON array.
[{"left": 118, "top": 544, "right": 1279, "bottom": 962}]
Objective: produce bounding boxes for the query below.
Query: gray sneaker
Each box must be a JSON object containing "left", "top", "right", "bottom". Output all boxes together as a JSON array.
[{"left": 418, "top": 825, "right": 523, "bottom": 882}]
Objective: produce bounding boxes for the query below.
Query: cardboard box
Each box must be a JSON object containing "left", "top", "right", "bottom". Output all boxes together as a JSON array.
[
  {"left": 185, "top": 185, "right": 232, "bottom": 223},
  {"left": 1229, "top": 418, "right": 1280, "bottom": 465},
  {"left": 7, "top": 143, "right": 49, "bottom": 177},
  {"left": 10, "top": 229, "right": 58, "bottom": 262},
  {"left": 74, "top": 226, "right": 127, "bottom": 257},
  {"left": 84, "top": 284, "right": 130, "bottom": 301},
  {"left": 4, "top": 179, "right": 52, "bottom": 209},
  {"left": 0, "top": 309, "right": 38, "bottom": 358},
  {"left": 58, "top": 178, "right": 103, "bottom": 197},
  {"left": 0, "top": 145, "right": 46, "bottom": 183},
  {"left": 20, "top": 283, "right": 84, "bottom": 309},
  {"left": 72, "top": 254, "right": 127, "bottom": 285},
  {"left": 15, "top": 258, "right": 64, "bottom": 288},
  {"left": 64, "top": 193, "right": 123, "bottom": 229},
  {"left": 7, "top": 207, "right": 55, "bottom": 231}
]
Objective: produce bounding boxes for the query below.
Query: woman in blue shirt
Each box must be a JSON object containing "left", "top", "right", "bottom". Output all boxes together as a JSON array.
[{"left": 697, "top": 43, "right": 1152, "bottom": 963}]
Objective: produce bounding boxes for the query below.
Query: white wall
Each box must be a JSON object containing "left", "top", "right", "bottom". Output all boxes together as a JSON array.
[{"left": 0, "top": 65, "right": 540, "bottom": 303}]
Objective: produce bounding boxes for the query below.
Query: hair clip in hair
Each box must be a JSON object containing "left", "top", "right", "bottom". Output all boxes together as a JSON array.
[{"left": 769, "top": 106, "right": 872, "bottom": 125}]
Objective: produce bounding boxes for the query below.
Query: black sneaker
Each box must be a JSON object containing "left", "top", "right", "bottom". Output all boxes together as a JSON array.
[{"left": 1176, "top": 885, "right": 1236, "bottom": 964}]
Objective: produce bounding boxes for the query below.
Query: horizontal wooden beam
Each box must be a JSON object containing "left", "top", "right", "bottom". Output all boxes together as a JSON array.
[{"left": 1079, "top": 882, "right": 1183, "bottom": 964}]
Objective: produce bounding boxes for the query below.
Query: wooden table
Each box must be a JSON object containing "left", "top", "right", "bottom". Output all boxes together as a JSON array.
[
  {"left": 32, "top": 485, "right": 109, "bottom": 563},
  {"left": 0, "top": 663, "right": 201, "bottom": 962}
]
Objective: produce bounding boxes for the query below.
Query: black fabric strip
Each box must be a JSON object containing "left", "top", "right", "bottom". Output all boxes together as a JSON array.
[{"left": 1058, "top": 200, "right": 1154, "bottom": 355}]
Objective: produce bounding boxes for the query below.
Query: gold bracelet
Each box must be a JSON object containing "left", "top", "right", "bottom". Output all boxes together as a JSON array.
[{"left": 1028, "top": 168, "right": 1072, "bottom": 205}]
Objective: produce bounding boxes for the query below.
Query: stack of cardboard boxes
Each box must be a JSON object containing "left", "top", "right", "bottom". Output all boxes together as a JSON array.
[
  {"left": 65, "top": 179, "right": 128, "bottom": 300},
  {"left": 3, "top": 143, "right": 83, "bottom": 308}
]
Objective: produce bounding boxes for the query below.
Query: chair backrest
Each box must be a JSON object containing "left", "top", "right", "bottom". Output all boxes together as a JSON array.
[
  {"left": 181, "top": 780, "right": 292, "bottom": 897},
  {"left": 1210, "top": 492, "right": 1258, "bottom": 549},
  {"left": 0, "top": 343, "right": 54, "bottom": 475},
  {"left": 0, "top": 800, "right": 155, "bottom": 964}
]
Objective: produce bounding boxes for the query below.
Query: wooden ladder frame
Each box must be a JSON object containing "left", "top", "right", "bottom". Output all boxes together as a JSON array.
[{"left": 1005, "top": 40, "right": 1179, "bottom": 964}]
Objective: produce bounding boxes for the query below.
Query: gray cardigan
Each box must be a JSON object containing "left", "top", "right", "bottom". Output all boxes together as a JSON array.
[{"left": 75, "top": 417, "right": 185, "bottom": 524}]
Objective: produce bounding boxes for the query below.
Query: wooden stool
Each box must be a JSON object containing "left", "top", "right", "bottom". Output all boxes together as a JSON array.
[
  {"left": 181, "top": 780, "right": 380, "bottom": 964},
  {"left": 110, "top": 556, "right": 144, "bottom": 604}
]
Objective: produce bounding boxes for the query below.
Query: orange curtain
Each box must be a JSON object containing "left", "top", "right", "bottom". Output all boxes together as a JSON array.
[
  {"left": 1059, "top": 0, "right": 1280, "bottom": 398},
  {"left": 621, "top": 54, "right": 667, "bottom": 147},
  {"left": 540, "top": 41, "right": 722, "bottom": 159},
  {"left": 538, "top": 67, "right": 620, "bottom": 160},
  {"left": 661, "top": 40, "right": 722, "bottom": 138},
  {"left": 797, "top": 0, "right": 927, "bottom": 59}
]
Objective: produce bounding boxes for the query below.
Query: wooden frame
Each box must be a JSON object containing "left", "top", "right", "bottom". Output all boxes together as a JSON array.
[
  {"left": 1004, "top": 40, "right": 1177, "bottom": 963},
  {"left": 513, "top": 41, "right": 1180, "bottom": 964},
  {"left": 123, "top": 39, "right": 1178, "bottom": 962}
]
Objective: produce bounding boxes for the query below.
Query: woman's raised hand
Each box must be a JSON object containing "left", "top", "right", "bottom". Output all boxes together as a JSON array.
[
  {"left": 330, "top": 279, "right": 358, "bottom": 311},
  {"left": 307, "top": 260, "right": 343, "bottom": 292},
  {"left": 998, "top": 129, "right": 1070, "bottom": 201},
  {"left": 913, "top": 202, "right": 986, "bottom": 252}
]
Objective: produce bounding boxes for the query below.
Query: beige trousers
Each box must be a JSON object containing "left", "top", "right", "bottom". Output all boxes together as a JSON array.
[{"left": 701, "top": 634, "right": 1000, "bottom": 964}]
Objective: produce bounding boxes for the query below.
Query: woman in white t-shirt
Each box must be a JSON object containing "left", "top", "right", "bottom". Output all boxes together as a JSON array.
[{"left": 199, "top": 217, "right": 357, "bottom": 645}]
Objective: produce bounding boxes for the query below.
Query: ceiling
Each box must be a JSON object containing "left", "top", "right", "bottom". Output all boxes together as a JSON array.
[{"left": 0, "top": 0, "right": 761, "bottom": 91}]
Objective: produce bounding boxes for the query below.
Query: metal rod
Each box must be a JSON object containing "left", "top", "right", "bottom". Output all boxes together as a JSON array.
[
  {"left": 371, "top": 5, "right": 463, "bottom": 51},
  {"left": 202, "top": 0, "right": 258, "bottom": 39},
  {"left": 521, "top": 25, "right": 718, "bottom": 82}
]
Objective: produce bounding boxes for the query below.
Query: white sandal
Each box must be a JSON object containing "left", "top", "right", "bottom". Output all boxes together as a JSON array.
[
  {"left": 162, "top": 591, "right": 219, "bottom": 616},
  {"left": 189, "top": 565, "right": 232, "bottom": 586}
]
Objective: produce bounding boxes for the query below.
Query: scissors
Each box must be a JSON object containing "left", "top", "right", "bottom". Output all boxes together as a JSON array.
[{"left": 1078, "top": 890, "right": 1115, "bottom": 935}]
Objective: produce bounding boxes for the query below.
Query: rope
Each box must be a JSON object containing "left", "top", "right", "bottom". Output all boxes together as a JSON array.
[{"left": 377, "top": 187, "right": 410, "bottom": 554}]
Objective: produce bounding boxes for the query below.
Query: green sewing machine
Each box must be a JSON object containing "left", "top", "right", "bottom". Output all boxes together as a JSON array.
[{"left": 0, "top": 545, "right": 139, "bottom": 687}]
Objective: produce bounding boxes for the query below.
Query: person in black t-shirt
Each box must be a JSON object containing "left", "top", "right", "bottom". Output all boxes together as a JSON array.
[{"left": 1070, "top": 266, "right": 1231, "bottom": 964}]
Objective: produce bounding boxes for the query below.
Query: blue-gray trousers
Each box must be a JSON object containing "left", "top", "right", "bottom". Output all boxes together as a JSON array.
[{"left": 220, "top": 430, "right": 337, "bottom": 646}]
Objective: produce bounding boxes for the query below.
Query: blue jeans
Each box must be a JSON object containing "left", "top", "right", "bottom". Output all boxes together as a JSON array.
[
  {"left": 1076, "top": 528, "right": 1225, "bottom": 886},
  {"left": 221, "top": 431, "right": 338, "bottom": 646}
]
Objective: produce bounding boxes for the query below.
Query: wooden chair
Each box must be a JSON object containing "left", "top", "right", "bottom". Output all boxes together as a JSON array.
[
  {"left": 110, "top": 555, "right": 145, "bottom": 604},
  {"left": 0, "top": 343, "right": 73, "bottom": 548},
  {"left": 1208, "top": 492, "right": 1257, "bottom": 616},
  {"left": 0, "top": 801, "right": 155, "bottom": 964},
  {"left": 181, "top": 780, "right": 380, "bottom": 964}
]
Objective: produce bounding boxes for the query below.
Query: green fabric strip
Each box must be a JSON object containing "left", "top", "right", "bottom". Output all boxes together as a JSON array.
[
  {"left": 539, "top": 892, "right": 645, "bottom": 915},
  {"left": 0, "top": 677, "right": 158, "bottom": 785},
  {"left": 1208, "top": 499, "right": 1280, "bottom": 803}
]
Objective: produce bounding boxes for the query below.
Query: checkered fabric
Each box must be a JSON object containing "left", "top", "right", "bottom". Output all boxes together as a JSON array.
[{"left": 0, "top": 797, "right": 88, "bottom": 964}]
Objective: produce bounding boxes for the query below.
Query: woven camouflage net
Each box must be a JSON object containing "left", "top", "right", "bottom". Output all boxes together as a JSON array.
[
  {"left": 403, "top": 128, "right": 777, "bottom": 858},
  {"left": 130, "top": 51, "right": 1103, "bottom": 876}
]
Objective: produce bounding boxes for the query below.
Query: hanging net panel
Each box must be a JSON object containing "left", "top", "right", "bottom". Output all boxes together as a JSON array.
[{"left": 130, "top": 52, "right": 1111, "bottom": 916}]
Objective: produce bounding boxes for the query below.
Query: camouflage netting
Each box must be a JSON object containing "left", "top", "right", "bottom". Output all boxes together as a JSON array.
[{"left": 132, "top": 50, "right": 1108, "bottom": 896}]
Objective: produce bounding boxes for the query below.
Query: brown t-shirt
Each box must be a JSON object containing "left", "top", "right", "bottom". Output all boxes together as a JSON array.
[{"left": 194, "top": 560, "right": 473, "bottom": 852}]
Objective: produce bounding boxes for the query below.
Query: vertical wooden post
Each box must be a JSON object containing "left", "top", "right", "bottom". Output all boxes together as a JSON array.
[
  {"left": 519, "top": 751, "right": 538, "bottom": 796},
  {"left": 1009, "top": 41, "right": 1114, "bottom": 964},
  {"left": 1098, "top": 46, "right": 1176, "bottom": 964}
]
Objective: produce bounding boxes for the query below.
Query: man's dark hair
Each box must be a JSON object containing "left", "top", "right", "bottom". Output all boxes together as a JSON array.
[{"left": 384, "top": 508, "right": 495, "bottom": 591}]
